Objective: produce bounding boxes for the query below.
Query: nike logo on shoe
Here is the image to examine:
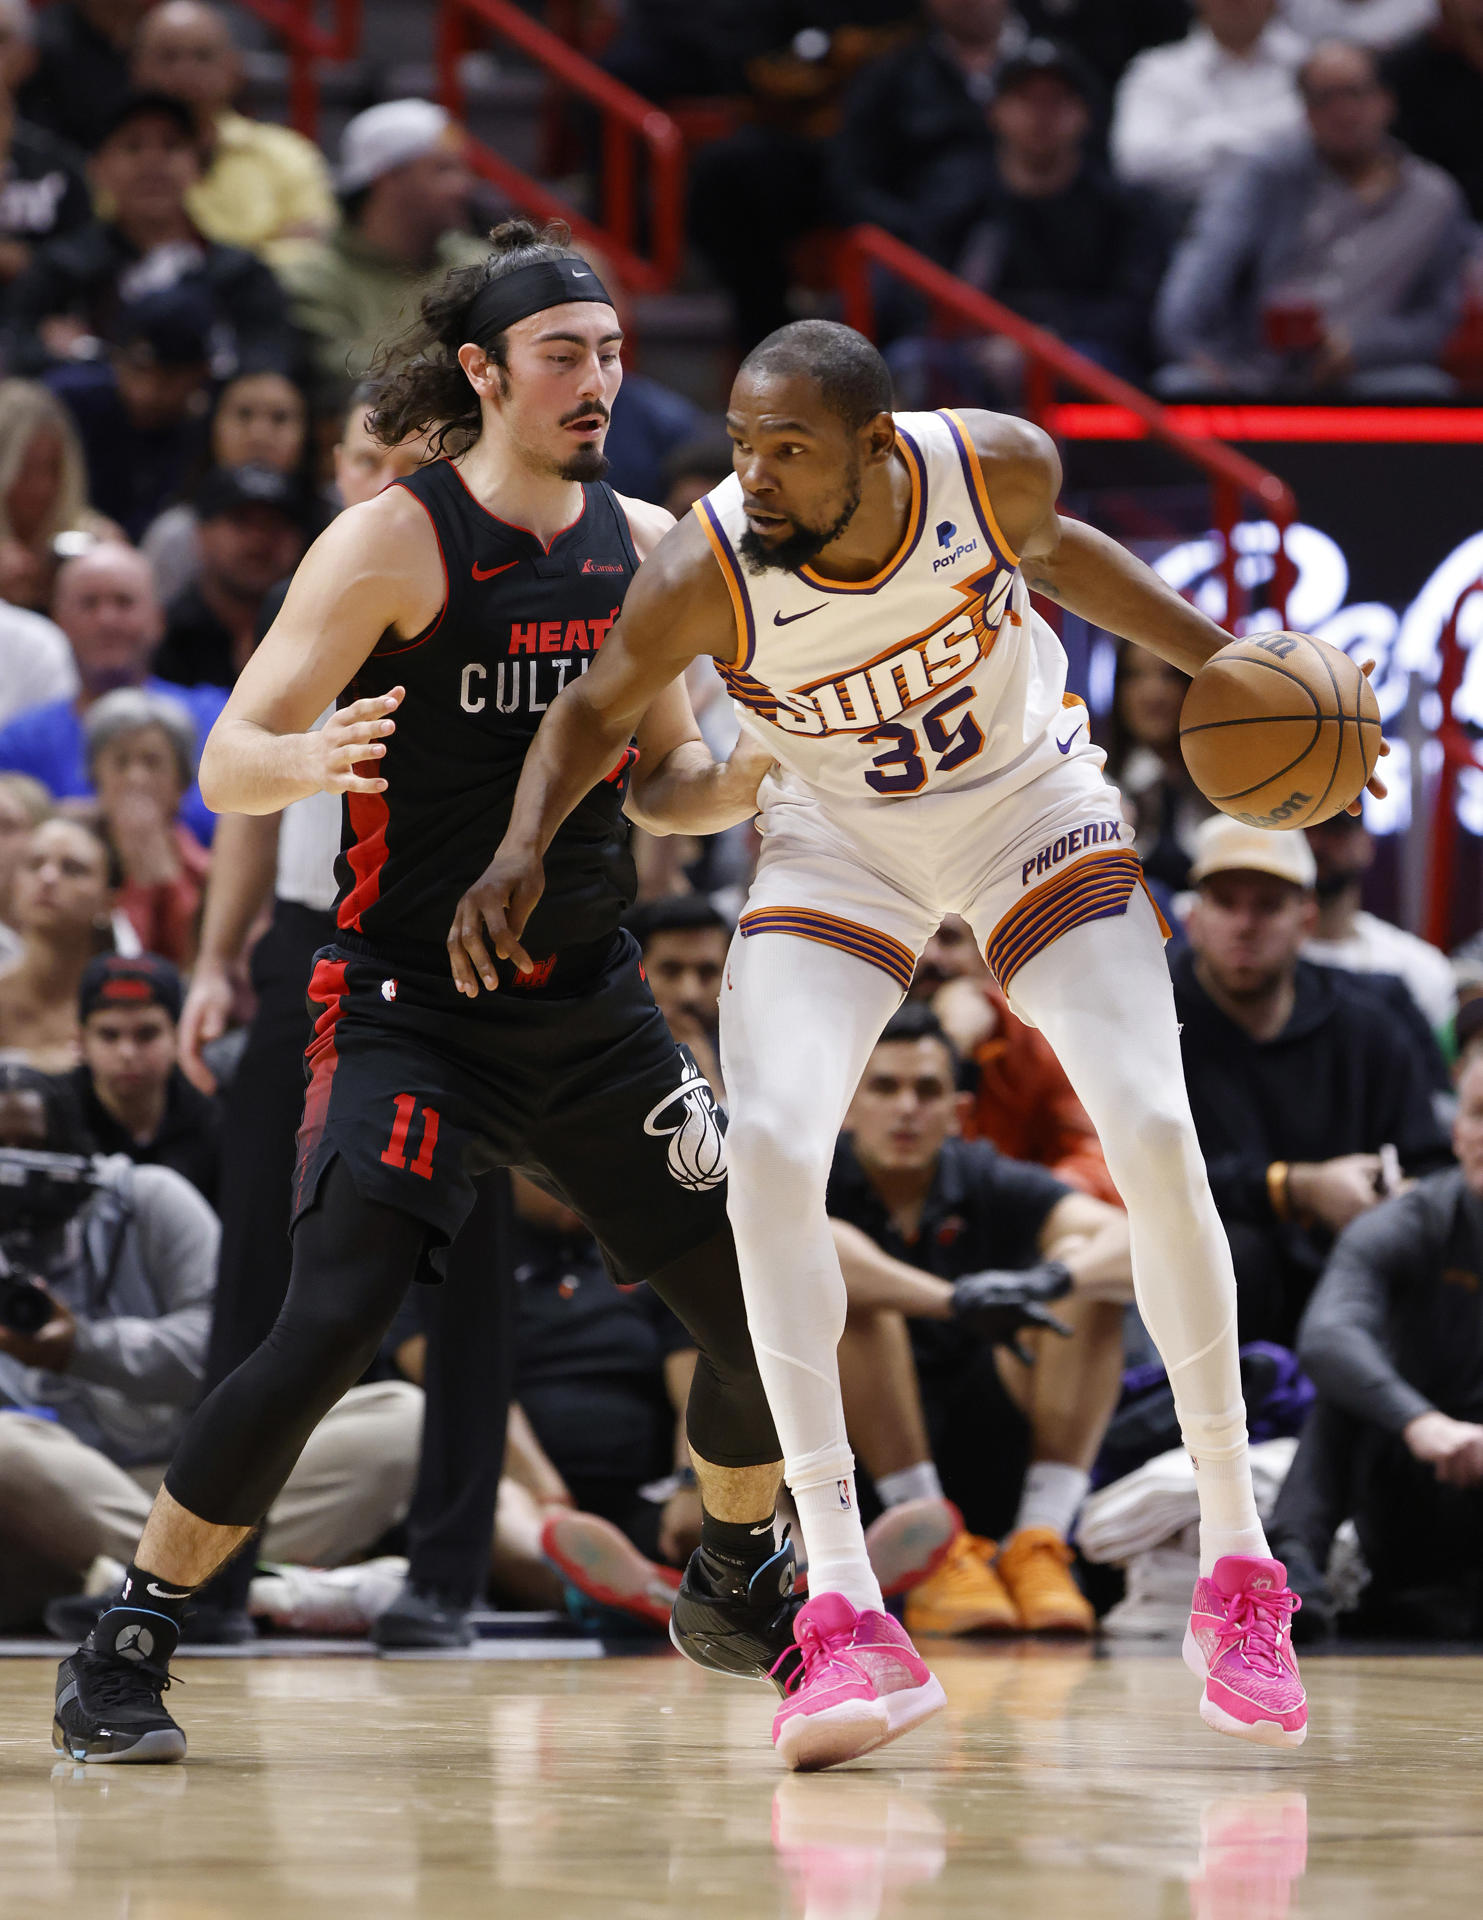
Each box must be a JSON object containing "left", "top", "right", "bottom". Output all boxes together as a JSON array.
[
  {"left": 472, "top": 560, "right": 518, "bottom": 581},
  {"left": 773, "top": 606, "right": 821, "bottom": 626}
]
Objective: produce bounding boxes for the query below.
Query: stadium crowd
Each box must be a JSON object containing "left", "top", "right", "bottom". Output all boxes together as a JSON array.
[{"left": 2, "top": 0, "right": 1483, "bottom": 1650}]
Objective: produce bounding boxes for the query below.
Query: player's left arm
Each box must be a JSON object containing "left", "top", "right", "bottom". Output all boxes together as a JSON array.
[
  {"left": 616, "top": 494, "right": 774, "bottom": 836},
  {"left": 961, "top": 412, "right": 1232, "bottom": 677},
  {"left": 960, "top": 412, "right": 1385, "bottom": 799}
]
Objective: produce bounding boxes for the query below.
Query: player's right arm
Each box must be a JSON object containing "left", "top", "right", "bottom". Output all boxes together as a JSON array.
[
  {"left": 197, "top": 489, "right": 443, "bottom": 816},
  {"left": 448, "top": 513, "right": 735, "bottom": 992}
]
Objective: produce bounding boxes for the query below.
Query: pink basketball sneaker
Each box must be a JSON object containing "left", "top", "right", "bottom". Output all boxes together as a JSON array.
[
  {"left": 771, "top": 1592, "right": 946, "bottom": 1773},
  {"left": 1183, "top": 1556, "right": 1307, "bottom": 1748}
]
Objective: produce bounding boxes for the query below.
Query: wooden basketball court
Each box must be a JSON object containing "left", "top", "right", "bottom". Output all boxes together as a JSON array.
[{"left": 2, "top": 1644, "right": 1479, "bottom": 1917}]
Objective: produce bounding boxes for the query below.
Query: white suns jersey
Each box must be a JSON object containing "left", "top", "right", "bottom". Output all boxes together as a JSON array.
[{"left": 695, "top": 409, "right": 1090, "bottom": 824}]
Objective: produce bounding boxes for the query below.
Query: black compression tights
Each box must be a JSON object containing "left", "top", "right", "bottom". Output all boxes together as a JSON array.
[
  {"left": 165, "top": 1158, "right": 427, "bottom": 1528},
  {"left": 646, "top": 1226, "right": 781, "bottom": 1471}
]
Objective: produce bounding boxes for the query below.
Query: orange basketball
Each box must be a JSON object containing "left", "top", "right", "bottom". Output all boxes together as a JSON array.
[{"left": 1179, "top": 633, "right": 1382, "bottom": 830}]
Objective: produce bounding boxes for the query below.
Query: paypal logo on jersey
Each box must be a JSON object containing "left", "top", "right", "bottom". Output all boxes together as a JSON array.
[{"left": 933, "top": 516, "right": 980, "bottom": 573}]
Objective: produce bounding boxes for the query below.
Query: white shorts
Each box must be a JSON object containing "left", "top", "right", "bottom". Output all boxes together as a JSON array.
[{"left": 739, "top": 749, "right": 1166, "bottom": 1008}]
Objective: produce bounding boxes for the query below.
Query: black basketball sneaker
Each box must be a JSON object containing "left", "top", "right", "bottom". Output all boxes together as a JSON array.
[
  {"left": 670, "top": 1530, "right": 804, "bottom": 1694},
  {"left": 53, "top": 1609, "right": 187, "bottom": 1763}
]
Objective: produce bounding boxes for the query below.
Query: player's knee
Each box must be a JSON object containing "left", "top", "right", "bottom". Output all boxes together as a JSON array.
[
  {"left": 1104, "top": 1096, "right": 1203, "bottom": 1204},
  {"left": 724, "top": 1106, "right": 831, "bottom": 1217}
]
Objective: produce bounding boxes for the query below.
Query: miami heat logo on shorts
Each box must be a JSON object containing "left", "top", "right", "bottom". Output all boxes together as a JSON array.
[{"left": 643, "top": 1054, "right": 727, "bottom": 1192}]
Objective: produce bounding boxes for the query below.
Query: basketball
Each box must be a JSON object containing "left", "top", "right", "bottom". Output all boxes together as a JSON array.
[{"left": 1178, "top": 632, "right": 1383, "bottom": 830}]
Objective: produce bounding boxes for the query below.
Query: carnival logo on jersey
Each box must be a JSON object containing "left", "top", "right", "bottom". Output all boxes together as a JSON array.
[
  {"left": 932, "top": 516, "right": 980, "bottom": 572},
  {"left": 580, "top": 558, "right": 625, "bottom": 574},
  {"left": 643, "top": 1056, "right": 727, "bottom": 1192},
  {"left": 722, "top": 567, "right": 1013, "bottom": 738}
]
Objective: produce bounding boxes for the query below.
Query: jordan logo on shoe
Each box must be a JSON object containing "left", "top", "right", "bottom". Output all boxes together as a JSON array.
[{"left": 114, "top": 1624, "right": 155, "bottom": 1662}]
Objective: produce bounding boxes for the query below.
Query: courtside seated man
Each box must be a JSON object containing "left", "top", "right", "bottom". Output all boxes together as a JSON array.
[
  {"left": 52, "top": 222, "right": 799, "bottom": 1767},
  {"left": 460, "top": 320, "right": 1385, "bottom": 1767}
]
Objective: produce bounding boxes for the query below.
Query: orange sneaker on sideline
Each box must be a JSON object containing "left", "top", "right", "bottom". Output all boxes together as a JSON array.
[
  {"left": 997, "top": 1527, "right": 1095, "bottom": 1634},
  {"left": 904, "top": 1533, "right": 1018, "bottom": 1636}
]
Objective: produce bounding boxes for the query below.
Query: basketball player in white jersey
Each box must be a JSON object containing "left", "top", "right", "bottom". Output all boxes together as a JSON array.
[{"left": 454, "top": 321, "right": 1374, "bottom": 1769}]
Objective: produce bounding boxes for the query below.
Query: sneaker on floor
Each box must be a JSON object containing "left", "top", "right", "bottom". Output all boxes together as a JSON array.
[
  {"left": 53, "top": 1611, "right": 186, "bottom": 1764},
  {"left": 772, "top": 1591, "right": 946, "bottom": 1773},
  {"left": 1183, "top": 1556, "right": 1307, "bottom": 1749},
  {"left": 670, "top": 1531, "right": 802, "bottom": 1692},
  {"left": 370, "top": 1580, "right": 474, "bottom": 1650},
  {"left": 541, "top": 1511, "right": 680, "bottom": 1630},
  {"left": 904, "top": 1532, "right": 1018, "bottom": 1637},
  {"left": 864, "top": 1496, "right": 964, "bottom": 1598},
  {"left": 250, "top": 1557, "right": 409, "bottom": 1635},
  {"left": 997, "top": 1527, "right": 1096, "bottom": 1634}
]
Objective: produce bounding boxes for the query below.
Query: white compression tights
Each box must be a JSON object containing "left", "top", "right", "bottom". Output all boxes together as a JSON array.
[
  {"left": 720, "top": 932, "right": 904, "bottom": 1611},
  {"left": 720, "top": 887, "right": 1266, "bottom": 1602},
  {"left": 1001, "top": 890, "right": 1267, "bottom": 1575}
]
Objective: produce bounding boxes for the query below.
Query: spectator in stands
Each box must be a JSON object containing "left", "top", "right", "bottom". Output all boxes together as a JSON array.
[
  {"left": 141, "top": 368, "right": 309, "bottom": 603},
  {"left": 0, "top": 0, "right": 31, "bottom": 91},
  {"left": 1303, "top": 809, "right": 1456, "bottom": 1035},
  {"left": 0, "top": 544, "right": 227, "bottom": 844},
  {"left": 1103, "top": 639, "right": 1214, "bottom": 893},
  {"left": 132, "top": 0, "right": 336, "bottom": 266},
  {"left": 1018, "top": 1, "right": 1194, "bottom": 84},
  {"left": 0, "top": 20, "right": 91, "bottom": 291},
  {"left": 627, "top": 894, "right": 729, "bottom": 1100},
  {"left": 84, "top": 686, "right": 209, "bottom": 966},
  {"left": 277, "top": 99, "right": 484, "bottom": 410},
  {"left": 1386, "top": 0, "right": 1483, "bottom": 221},
  {"left": 152, "top": 465, "right": 312, "bottom": 689},
  {"left": 69, "top": 952, "right": 220, "bottom": 1202},
  {"left": 1270, "top": 1046, "right": 1483, "bottom": 1638},
  {"left": 660, "top": 433, "right": 735, "bottom": 521},
  {"left": 909, "top": 915, "right": 1121, "bottom": 1203},
  {"left": 0, "top": 597, "right": 76, "bottom": 732},
  {"left": 1154, "top": 39, "right": 1470, "bottom": 397},
  {"left": 0, "top": 1060, "right": 422, "bottom": 1638},
  {"left": 829, "top": 1004, "right": 1133, "bottom": 1634},
  {"left": 892, "top": 41, "right": 1169, "bottom": 403},
  {"left": 45, "top": 288, "right": 214, "bottom": 541},
  {"left": 0, "top": 89, "right": 297, "bottom": 380},
  {"left": 1286, "top": 0, "right": 1438, "bottom": 48},
  {"left": 1111, "top": 0, "right": 1307, "bottom": 210},
  {"left": 687, "top": 2, "right": 921, "bottom": 350},
  {"left": 0, "top": 815, "right": 117, "bottom": 1069},
  {"left": 0, "top": 379, "right": 121, "bottom": 613},
  {"left": 16, "top": 0, "right": 150, "bottom": 155},
  {"left": 0, "top": 771, "right": 51, "bottom": 965},
  {"left": 1175, "top": 815, "right": 1451, "bottom": 1345}
]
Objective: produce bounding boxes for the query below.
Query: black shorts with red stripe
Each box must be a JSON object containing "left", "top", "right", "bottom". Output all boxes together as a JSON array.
[{"left": 290, "top": 930, "right": 731, "bottom": 1283}]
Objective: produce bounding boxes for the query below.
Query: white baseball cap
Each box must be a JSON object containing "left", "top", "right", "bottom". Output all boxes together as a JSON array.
[
  {"left": 338, "top": 99, "right": 453, "bottom": 193},
  {"left": 1188, "top": 815, "right": 1318, "bottom": 889}
]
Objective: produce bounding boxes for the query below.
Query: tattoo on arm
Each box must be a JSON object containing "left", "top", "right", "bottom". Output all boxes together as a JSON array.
[{"left": 1024, "top": 568, "right": 1063, "bottom": 603}]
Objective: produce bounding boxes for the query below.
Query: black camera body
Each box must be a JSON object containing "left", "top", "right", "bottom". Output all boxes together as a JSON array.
[{"left": 0, "top": 1149, "right": 102, "bottom": 1337}]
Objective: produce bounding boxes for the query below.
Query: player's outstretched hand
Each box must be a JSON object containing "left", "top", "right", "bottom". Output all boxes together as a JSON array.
[
  {"left": 312, "top": 688, "right": 403, "bottom": 795},
  {"left": 447, "top": 842, "right": 546, "bottom": 996},
  {"left": 949, "top": 1261, "right": 1073, "bottom": 1365}
]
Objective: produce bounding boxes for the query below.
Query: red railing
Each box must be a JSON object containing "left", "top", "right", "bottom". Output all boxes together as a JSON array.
[
  {"left": 1424, "top": 575, "right": 1483, "bottom": 947},
  {"left": 436, "top": 0, "right": 685, "bottom": 294},
  {"left": 237, "top": 0, "right": 362, "bottom": 141},
  {"left": 835, "top": 225, "right": 1298, "bottom": 630}
]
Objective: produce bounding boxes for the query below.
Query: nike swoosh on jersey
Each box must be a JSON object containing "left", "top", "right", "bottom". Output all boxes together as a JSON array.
[
  {"left": 1056, "top": 723, "right": 1084, "bottom": 753},
  {"left": 773, "top": 606, "right": 821, "bottom": 626},
  {"left": 472, "top": 560, "right": 518, "bottom": 582}
]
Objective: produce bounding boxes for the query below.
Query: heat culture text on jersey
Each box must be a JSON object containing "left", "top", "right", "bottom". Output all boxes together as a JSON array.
[
  {"left": 719, "top": 566, "right": 1014, "bottom": 737},
  {"left": 459, "top": 606, "right": 620, "bottom": 717}
]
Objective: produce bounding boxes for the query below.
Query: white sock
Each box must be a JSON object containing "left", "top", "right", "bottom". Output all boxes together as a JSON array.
[
  {"left": 1182, "top": 1406, "right": 1269, "bottom": 1575},
  {"left": 1012, "top": 1461, "right": 1090, "bottom": 1542},
  {"left": 791, "top": 1469, "right": 884, "bottom": 1613},
  {"left": 875, "top": 1461, "right": 945, "bottom": 1509}
]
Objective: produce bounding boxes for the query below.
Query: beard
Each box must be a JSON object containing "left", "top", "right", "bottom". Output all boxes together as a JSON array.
[
  {"left": 556, "top": 442, "right": 610, "bottom": 483},
  {"left": 737, "top": 471, "right": 863, "bottom": 575}
]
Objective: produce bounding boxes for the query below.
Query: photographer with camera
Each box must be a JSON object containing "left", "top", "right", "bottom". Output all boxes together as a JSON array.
[{"left": 0, "top": 1062, "right": 419, "bottom": 1633}]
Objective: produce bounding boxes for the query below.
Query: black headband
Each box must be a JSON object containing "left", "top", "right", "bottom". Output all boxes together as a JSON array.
[{"left": 465, "top": 258, "right": 614, "bottom": 346}]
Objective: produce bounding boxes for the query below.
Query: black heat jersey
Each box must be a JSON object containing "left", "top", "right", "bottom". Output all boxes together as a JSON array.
[{"left": 333, "top": 458, "right": 640, "bottom": 969}]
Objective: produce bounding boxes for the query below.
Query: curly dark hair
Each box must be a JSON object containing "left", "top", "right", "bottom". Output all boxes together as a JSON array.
[{"left": 368, "top": 218, "right": 589, "bottom": 458}]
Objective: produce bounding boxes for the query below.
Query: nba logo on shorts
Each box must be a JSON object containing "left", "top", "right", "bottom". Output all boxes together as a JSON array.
[
  {"left": 643, "top": 1054, "right": 727, "bottom": 1192},
  {"left": 837, "top": 1479, "right": 852, "bottom": 1511}
]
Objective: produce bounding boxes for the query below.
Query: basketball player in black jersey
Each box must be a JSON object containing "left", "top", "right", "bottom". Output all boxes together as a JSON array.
[{"left": 53, "top": 222, "right": 797, "bottom": 1765}]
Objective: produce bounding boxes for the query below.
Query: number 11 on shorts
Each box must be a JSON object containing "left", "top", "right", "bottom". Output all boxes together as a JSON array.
[{"left": 380, "top": 1093, "right": 440, "bottom": 1179}]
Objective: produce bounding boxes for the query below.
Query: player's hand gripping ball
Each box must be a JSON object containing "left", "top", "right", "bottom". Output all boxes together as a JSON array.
[{"left": 1179, "top": 632, "right": 1383, "bottom": 829}]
